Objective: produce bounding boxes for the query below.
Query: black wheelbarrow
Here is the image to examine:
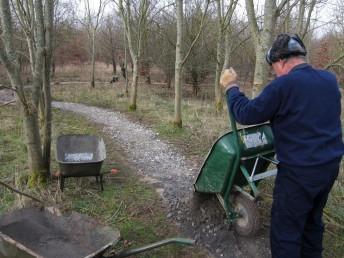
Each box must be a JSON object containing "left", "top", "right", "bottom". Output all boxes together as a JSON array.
[
  {"left": 0, "top": 208, "right": 194, "bottom": 258},
  {"left": 56, "top": 134, "right": 106, "bottom": 191}
]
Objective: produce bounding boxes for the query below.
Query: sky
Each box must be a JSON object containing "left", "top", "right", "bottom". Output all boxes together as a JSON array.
[{"left": 84, "top": 0, "right": 339, "bottom": 36}]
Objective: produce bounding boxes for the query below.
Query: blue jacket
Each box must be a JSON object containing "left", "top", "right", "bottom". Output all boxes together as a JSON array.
[{"left": 227, "top": 63, "right": 344, "bottom": 166}]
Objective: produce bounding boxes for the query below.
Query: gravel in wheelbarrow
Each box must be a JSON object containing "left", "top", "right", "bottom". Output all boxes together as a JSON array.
[{"left": 0, "top": 207, "right": 120, "bottom": 258}]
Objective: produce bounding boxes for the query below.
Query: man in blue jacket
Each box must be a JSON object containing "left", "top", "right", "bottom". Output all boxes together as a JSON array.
[{"left": 219, "top": 34, "right": 344, "bottom": 258}]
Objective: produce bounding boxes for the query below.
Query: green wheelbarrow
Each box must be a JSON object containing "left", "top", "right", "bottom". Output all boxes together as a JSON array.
[{"left": 194, "top": 101, "right": 278, "bottom": 237}]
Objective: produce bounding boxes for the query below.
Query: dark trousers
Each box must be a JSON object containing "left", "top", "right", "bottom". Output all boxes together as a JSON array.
[{"left": 270, "top": 161, "right": 339, "bottom": 258}]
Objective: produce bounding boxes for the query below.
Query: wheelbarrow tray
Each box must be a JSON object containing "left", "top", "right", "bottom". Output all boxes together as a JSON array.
[
  {"left": 0, "top": 208, "right": 119, "bottom": 258},
  {"left": 56, "top": 134, "right": 106, "bottom": 177},
  {"left": 194, "top": 124, "right": 274, "bottom": 193}
]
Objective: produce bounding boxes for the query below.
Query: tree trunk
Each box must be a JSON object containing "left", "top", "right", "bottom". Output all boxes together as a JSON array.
[
  {"left": 90, "top": 30, "right": 96, "bottom": 88},
  {"left": 129, "top": 57, "right": 138, "bottom": 110},
  {"left": 146, "top": 74, "right": 151, "bottom": 84},
  {"left": 174, "top": 64, "right": 182, "bottom": 127},
  {"left": 296, "top": 0, "right": 305, "bottom": 34},
  {"left": 252, "top": 43, "right": 269, "bottom": 97},
  {"left": 173, "top": 0, "right": 183, "bottom": 128},
  {"left": 192, "top": 82, "right": 199, "bottom": 96},
  {"left": 0, "top": 0, "right": 54, "bottom": 186},
  {"left": 145, "top": 62, "right": 151, "bottom": 84},
  {"left": 223, "top": 28, "right": 231, "bottom": 70},
  {"left": 214, "top": 0, "right": 223, "bottom": 112},
  {"left": 166, "top": 73, "right": 172, "bottom": 89},
  {"left": 42, "top": 0, "right": 54, "bottom": 176},
  {"left": 109, "top": 24, "right": 117, "bottom": 74},
  {"left": 124, "top": 25, "right": 129, "bottom": 97},
  {"left": 42, "top": 66, "right": 52, "bottom": 176},
  {"left": 52, "top": 59, "right": 56, "bottom": 78},
  {"left": 23, "top": 110, "right": 45, "bottom": 186},
  {"left": 119, "top": 0, "right": 147, "bottom": 108},
  {"left": 112, "top": 56, "right": 116, "bottom": 74},
  {"left": 246, "top": 0, "right": 277, "bottom": 97}
]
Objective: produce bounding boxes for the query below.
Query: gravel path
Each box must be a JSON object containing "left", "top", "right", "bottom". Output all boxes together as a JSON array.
[{"left": 53, "top": 101, "right": 271, "bottom": 258}]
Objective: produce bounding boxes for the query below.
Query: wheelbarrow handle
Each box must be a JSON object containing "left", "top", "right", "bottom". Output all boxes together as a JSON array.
[
  {"left": 225, "top": 92, "right": 240, "bottom": 144},
  {"left": 114, "top": 238, "right": 195, "bottom": 258},
  {"left": 222, "top": 91, "right": 242, "bottom": 218}
]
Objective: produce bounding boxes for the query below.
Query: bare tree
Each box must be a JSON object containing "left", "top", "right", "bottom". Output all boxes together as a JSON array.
[
  {"left": 42, "top": 0, "right": 54, "bottom": 176},
  {"left": 296, "top": 0, "right": 317, "bottom": 39},
  {"left": 52, "top": 0, "right": 77, "bottom": 77},
  {"left": 150, "top": 8, "right": 176, "bottom": 88},
  {"left": 214, "top": 0, "right": 238, "bottom": 112},
  {"left": 99, "top": 15, "right": 120, "bottom": 74},
  {"left": 117, "top": 0, "right": 150, "bottom": 110},
  {"left": 324, "top": 0, "right": 344, "bottom": 73},
  {"left": 173, "top": 0, "right": 210, "bottom": 127},
  {"left": 81, "top": 0, "right": 107, "bottom": 88},
  {"left": 245, "top": 0, "right": 296, "bottom": 96},
  {"left": 183, "top": 1, "right": 214, "bottom": 96},
  {"left": 0, "top": 0, "right": 54, "bottom": 185}
]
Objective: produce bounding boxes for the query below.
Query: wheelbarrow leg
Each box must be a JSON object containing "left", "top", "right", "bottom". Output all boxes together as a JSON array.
[
  {"left": 59, "top": 176, "right": 65, "bottom": 192},
  {"left": 100, "top": 175, "right": 104, "bottom": 191}
]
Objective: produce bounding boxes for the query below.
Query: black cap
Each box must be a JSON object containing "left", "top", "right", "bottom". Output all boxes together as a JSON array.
[{"left": 266, "top": 34, "right": 307, "bottom": 65}]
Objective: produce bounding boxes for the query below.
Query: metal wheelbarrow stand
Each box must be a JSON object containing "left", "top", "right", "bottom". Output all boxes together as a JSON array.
[{"left": 194, "top": 99, "right": 278, "bottom": 236}]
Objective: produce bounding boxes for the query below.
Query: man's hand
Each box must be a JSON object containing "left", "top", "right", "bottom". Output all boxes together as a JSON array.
[{"left": 220, "top": 67, "right": 237, "bottom": 90}]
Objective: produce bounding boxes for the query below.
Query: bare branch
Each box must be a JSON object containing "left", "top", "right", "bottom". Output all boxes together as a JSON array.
[
  {"left": 181, "top": 0, "right": 210, "bottom": 65},
  {"left": 0, "top": 180, "right": 43, "bottom": 204},
  {"left": 326, "top": 63, "right": 344, "bottom": 70},
  {"left": 152, "top": 21, "right": 176, "bottom": 47},
  {"left": 301, "top": 0, "right": 317, "bottom": 39},
  {"left": 325, "top": 52, "right": 344, "bottom": 70},
  {"left": 0, "top": 84, "right": 17, "bottom": 91},
  {"left": 0, "top": 100, "right": 16, "bottom": 107},
  {"left": 276, "top": 0, "right": 299, "bottom": 17},
  {"left": 277, "top": 0, "right": 299, "bottom": 15},
  {"left": 223, "top": 0, "right": 238, "bottom": 28}
]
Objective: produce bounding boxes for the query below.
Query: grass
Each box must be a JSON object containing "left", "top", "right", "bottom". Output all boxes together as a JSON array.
[
  {"left": 0, "top": 106, "right": 26, "bottom": 214},
  {"left": 0, "top": 105, "right": 206, "bottom": 258},
  {"left": 52, "top": 65, "right": 344, "bottom": 257}
]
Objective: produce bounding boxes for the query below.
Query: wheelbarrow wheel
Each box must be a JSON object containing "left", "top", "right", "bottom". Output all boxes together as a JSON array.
[{"left": 233, "top": 193, "right": 260, "bottom": 237}]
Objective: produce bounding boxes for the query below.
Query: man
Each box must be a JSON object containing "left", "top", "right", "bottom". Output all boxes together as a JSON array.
[{"left": 219, "top": 34, "right": 344, "bottom": 258}]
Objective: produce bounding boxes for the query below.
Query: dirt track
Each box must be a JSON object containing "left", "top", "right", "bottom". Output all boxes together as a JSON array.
[{"left": 53, "top": 101, "right": 271, "bottom": 258}]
